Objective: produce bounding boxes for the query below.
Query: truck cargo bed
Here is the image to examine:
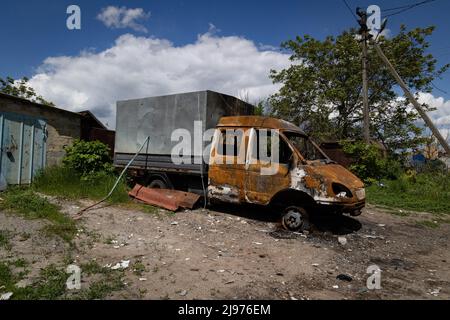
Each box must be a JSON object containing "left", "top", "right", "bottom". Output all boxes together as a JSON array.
[{"left": 114, "top": 90, "right": 254, "bottom": 173}]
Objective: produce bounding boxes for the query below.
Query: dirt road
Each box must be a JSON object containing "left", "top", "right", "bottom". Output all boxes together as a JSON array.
[{"left": 1, "top": 198, "right": 449, "bottom": 300}]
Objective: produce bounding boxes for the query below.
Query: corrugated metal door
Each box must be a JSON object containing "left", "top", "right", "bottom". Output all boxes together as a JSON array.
[{"left": 0, "top": 111, "right": 47, "bottom": 189}]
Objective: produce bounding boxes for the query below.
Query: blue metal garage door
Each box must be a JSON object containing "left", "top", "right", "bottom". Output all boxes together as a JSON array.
[{"left": 0, "top": 111, "right": 47, "bottom": 190}]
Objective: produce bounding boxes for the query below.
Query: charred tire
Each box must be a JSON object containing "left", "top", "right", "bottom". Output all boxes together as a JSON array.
[
  {"left": 147, "top": 179, "right": 168, "bottom": 189},
  {"left": 281, "top": 206, "right": 310, "bottom": 232}
]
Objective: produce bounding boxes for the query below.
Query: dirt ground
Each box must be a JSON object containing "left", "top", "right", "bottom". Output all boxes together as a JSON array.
[{"left": 1, "top": 196, "right": 449, "bottom": 300}]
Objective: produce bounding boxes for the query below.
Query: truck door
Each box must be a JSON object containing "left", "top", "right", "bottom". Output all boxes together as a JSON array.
[
  {"left": 244, "top": 128, "right": 292, "bottom": 205},
  {"left": 208, "top": 128, "right": 248, "bottom": 203}
]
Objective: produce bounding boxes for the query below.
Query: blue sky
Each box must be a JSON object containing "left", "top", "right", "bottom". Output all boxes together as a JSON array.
[
  {"left": 1, "top": 0, "right": 450, "bottom": 130},
  {"left": 2, "top": 0, "right": 450, "bottom": 86}
]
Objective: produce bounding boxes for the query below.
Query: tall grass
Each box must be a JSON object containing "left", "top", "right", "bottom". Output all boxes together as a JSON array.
[
  {"left": 367, "top": 173, "right": 450, "bottom": 214},
  {"left": 32, "top": 166, "right": 129, "bottom": 204},
  {"left": 0, "top": 188, "right": 77, "bottom": 243}
]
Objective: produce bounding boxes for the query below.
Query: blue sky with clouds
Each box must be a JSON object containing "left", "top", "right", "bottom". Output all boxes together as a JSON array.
[{"left": 1, "top": 0, "right": 450, "bottom": 131}]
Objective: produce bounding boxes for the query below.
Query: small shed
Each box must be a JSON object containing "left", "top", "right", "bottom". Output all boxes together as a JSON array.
[{"left": 0, "top": 93, "right": 109, "bottom": 188}]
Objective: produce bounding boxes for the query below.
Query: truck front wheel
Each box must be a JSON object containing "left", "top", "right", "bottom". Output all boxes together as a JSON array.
[{"left": 281, "top": 206, "right": 311, "bottom": 232}]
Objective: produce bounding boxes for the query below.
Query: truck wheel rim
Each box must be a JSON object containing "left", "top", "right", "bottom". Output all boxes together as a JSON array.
[{"left": 283, "top": 209, "right": 303, "bottom": 230}]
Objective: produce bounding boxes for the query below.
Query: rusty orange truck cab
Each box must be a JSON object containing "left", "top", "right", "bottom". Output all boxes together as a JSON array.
[{"left": 207, "top": 116, "right": 366, "bottom": 231}]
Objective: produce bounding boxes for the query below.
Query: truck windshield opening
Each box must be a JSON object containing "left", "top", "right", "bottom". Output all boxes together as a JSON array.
[{"left": 284, "top": 132, "right": 327, "bottom": 161}]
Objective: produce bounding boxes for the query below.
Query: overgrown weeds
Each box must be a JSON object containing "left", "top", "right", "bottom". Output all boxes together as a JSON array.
[
  {"left": 0, "top": 230, "right": 12, "bottom": 250},
  {"left": 367, "top": 173, "right": 450, "bottom": 215},
  {"left": 0, "top": 188, "right": 77, "bottom": 243},
  {"left": 0, "top": 261, "right": 124, "bottom": 300},
  {"left": 33, "top": 166, "right": 129, "bottom": 204}
]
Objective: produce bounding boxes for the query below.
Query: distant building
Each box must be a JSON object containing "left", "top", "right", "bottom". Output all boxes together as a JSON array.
[{"left": 0, "top": 92, "right": 113, "bottom": 188}]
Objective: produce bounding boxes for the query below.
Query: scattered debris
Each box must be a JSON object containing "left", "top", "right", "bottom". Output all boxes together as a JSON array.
[
  {"left": 332, "top": 285, "right": 339, "bottom": 289},
  {"left": 429, "top": 288, "right": 441, "bottom": 297},
  {"left": 360, "top": 234, "right": 385, "bottom": 240},
  {"left": 139, "top": 278, "right": 147, "bottom": 281},
  {"left": 179, "top": 290, "right": 188, "bottom": 296},
  {"left": 0, "top": 292, "right": 13, "bottom": 300},
  {"left": 336, "top": 274, "right": 353, "bottom": 282},
  {"left": 171, "top": 221, "right": 179, "bottom": 226},
  {"left": 111, "top": 260, "right": 130, "bottom": 270},
  {"left": 338, "top": 236, "right": 348, "bottom": 246}
]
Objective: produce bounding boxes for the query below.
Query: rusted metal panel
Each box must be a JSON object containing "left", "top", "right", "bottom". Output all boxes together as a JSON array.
[
  {"left": 129, "top": 184, "right": 201, "bottom": 211},
  {"left": 217, "top": 116, "right": 305, "bottom": 133}
]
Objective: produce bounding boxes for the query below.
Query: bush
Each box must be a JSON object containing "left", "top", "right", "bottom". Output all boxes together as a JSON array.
[
  {"left": 341, "top": 140, "right": 402, "bottom": 184},
  {"left": 63, "top": 140, "right": 113, "bottom": 176}
]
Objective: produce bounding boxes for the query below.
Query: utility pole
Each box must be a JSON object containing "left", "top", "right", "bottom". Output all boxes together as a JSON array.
[
  {"left": 372, "top": 41, "right": 450, "bottom": 155},
  {"left": 357, "top": 8, "right": 371, "bottom": 143}
]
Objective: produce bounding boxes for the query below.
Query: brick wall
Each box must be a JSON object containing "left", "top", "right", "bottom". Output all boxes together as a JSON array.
[{"left": 0, "top": 94, "right": 82, "bottom": 166}]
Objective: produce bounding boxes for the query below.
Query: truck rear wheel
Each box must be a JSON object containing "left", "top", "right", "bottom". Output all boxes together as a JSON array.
[
  {"left": 148, "top": 179, "right": 169, "bottom": 189},
  {"left": 281, "top": 206, "right": 310, "bottom": 232}
]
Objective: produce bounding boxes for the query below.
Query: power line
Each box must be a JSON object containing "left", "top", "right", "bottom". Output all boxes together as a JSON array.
[
  {"left": 384, "top": 0, "right": 438, "bottom": 18},
  {"left": 431, "top": 82, "right": 448, "bottom": 95},
  {"left": 383, "top": 0, "right": 436, "bottom": 12},
  {"left": 341, "top": 0, "right": 358, "bottom": 22}
]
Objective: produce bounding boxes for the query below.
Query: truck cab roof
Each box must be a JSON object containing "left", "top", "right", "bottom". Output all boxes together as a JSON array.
[{"left": 217, "top": 116, "right": 306, "bottom": 135}]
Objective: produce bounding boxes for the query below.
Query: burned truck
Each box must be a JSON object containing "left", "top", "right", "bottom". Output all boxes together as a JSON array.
[{"left": 114, "top": 90, "right": 365, "bottom": 231}]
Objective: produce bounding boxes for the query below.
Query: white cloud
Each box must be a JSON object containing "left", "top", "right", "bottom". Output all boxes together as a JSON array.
[
  {"left": 28, "top": 33, "right": 290, "bottom": 128},
  {"left": 418, "top": 92, "right": 450, "bottom": 139},
  {"left": 97, "top": 6, "right": 150, "bottom": 33}
]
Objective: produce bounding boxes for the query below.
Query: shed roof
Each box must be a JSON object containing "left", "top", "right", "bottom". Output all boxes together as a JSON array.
[{"left": 0, "top": 92, "right": 82, "bottom": 118}]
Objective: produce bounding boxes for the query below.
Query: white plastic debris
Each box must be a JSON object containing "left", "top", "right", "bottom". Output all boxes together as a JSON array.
[
  {"left": 111, "top": 260, "right": 130, "bottom": 270},
  {"left": 338, "top": 236, "right": 347, "bottom": 246},
  {"left": 179, "top": 290, "right": 188, "bottom": 296},
  {"left": 332, "top": 285, "right": 339, "bottom": 289},
  {"left": 171, "top": 221, "right": 179, "bottom": 226},
  {"left": 0, "top": 292, "right": 13, "bottom": 300},
  {"left": 430, "top": 288, "right": 441, "bottom": 296}
]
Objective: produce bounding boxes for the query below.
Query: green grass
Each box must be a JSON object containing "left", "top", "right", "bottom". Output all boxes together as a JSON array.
[
  {"left": 33, "top": 166, "right": 129, "bottom": 204},
  {"left": 132, "top": 260, "right": 147, "bottom": 276},
  {"left": 0, "top": 230, "right": 11, "bottom": 250},
  {"left": 0, "top": 261, "right": 124, "bottom": 300},
  {"left": 0, "top": 188, "right": 77, "bottom": 243},
  {"left": 367, "top": 173, "right": 450, "bottom": 215}
]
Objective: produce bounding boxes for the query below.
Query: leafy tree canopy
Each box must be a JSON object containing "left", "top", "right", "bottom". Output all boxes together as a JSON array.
[
  {"left": 0, "top": 76, "right": 54, "bottom": 106},
  {"left": 269, "top": 26, "right": 450, "bottom": 152}
]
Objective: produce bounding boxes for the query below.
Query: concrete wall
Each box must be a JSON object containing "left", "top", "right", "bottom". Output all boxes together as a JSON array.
[{"left": 0, "top": 94, "right": 82, "bottom": 166}]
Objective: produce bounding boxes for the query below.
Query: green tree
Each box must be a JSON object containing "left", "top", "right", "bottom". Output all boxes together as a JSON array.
[
  {"left": 0, "top": 76, "right": 54, "bottom": 106},
  {"left": 270, "top": 26, "right": 449, "bottom": 152}
]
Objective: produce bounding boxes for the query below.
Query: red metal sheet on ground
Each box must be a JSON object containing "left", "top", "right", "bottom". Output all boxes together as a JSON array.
[{"left": 129, "top": 184, "right": 201, "bottom": 211}]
